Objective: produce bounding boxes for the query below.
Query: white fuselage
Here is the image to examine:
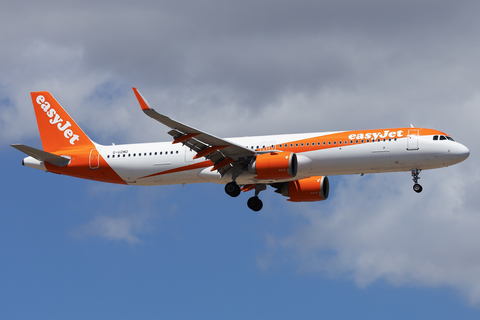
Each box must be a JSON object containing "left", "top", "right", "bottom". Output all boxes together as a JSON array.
[{"left": 93, "top": 131, "right": 469, "bottom": 186}]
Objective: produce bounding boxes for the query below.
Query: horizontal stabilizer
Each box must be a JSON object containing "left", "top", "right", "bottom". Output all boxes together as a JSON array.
[{"left": 11, "top": 144, "right": 70, "bottom": 167}]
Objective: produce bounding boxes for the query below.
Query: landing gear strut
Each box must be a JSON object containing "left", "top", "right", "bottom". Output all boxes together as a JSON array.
[
  {"left": 411, "top": 169, "right": 423, "bottom": 193},
  {"left": 247, "top": 184, "right": 266, "bottom": 212},
  {"left": 225, "top": 181, "right": 241, "bottom": 197}
]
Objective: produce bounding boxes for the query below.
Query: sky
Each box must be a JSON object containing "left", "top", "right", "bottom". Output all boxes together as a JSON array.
[{"left": 1, "top": 0, "right": 480, "bottom": 319}]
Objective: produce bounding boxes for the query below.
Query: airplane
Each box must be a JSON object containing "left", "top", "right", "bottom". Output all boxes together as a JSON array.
[{"left": 12, "top": 88, "right": 470, "bottom": 211}]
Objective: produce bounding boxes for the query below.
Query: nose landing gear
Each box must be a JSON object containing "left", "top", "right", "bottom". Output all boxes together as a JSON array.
[{"left": 411, "top": 169, "right": 423, "bottom": 193}]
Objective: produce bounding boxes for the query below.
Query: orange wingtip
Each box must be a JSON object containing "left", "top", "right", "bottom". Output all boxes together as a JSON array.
[{"left": 132, "top": 87, "right": 152, "bottom": 111}]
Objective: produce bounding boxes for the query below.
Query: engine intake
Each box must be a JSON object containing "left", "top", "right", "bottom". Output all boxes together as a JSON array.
[{"left": 248, "top": 152, "right": 297, "bottom": 180}]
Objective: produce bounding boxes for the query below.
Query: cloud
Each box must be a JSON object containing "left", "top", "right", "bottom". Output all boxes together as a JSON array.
[
  {"left": 69, "top": 186, "right": 169, "bottom": 244},
  {"left": 261, "top": 163, "right": 480, "bottom": 305},
  {"left": 71, "top": 215, "right": 142, "bottom": 244}
]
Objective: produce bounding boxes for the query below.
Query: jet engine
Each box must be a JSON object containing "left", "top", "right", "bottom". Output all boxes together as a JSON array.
[
  {"left": 248, "top": 152, "right": 297, "bottom": 180},
  {"left": 275, "top": 176, "right": 329, "bottom": 202}
]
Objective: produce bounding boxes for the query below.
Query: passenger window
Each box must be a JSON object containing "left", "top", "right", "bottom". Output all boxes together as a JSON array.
[
  {"left": 107, "top": 155, "right": 110, "bottom": 158},
  {"left": 171, "top": 151, "right": 173, "bottom": 154},
  {"left": 361, "top": 140, "right": 364, "bottom": 143},
  {"left": 123, "top": 154, "right": 125, "bottom": 157},
  {"left": 355, "top": 140, "right": 358, "bottom": 144},
  {"left": 155, "top": 152, "right": 157, "bottom": 155},
  {"left": 301, "top": 143, "right": 304, "bottom": 147},
  {"left": 323, "top": 142, "right": 326, "bottom": 145},
  {"left": 176, "top": 151, "right": 179, "bottom": 154},
  {"left": 133, "top": 153, "right": 136, "bottom": 157},
  {"left": 333, "top": 141, "right": 337, "bottom": 145},
  {"left": 306, "top": 143, "right": 309, "bottom": 146},
  {"left": 339, "top": 141, "right": 342, "bottom": 145},
  {"left": 328, "top": 141, "right": 331, "bottom": 145}
]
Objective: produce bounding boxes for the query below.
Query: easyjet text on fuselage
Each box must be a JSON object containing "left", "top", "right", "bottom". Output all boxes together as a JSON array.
[{"left": 348, "top": 130, "right": 404, "bottom": 140}]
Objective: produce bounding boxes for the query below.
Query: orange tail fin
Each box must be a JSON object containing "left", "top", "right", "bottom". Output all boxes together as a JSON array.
[{"left": 31, "top": 91, "right": 94, "bottom": 152}]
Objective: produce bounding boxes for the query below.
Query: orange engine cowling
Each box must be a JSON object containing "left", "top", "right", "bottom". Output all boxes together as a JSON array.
[
  {"left": 248, "top": 152, "right": 297, "bottom": 180},
  {"left": 278, "top": 176, "right": 329, "bottom": 202}
]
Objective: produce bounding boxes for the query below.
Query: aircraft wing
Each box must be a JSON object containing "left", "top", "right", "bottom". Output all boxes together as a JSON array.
[
  {"left": 132, "top": 88, "right": 256, "bottom": 176},
  {"left": 11, "top": 144, "right": 70, "bottom": 167}
]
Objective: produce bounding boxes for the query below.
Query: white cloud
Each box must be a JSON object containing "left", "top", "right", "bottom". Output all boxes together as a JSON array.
[
  {"left": 261, "top": 163, "right": 480, "bottom": 305},
  {"left": 71, "top": 215, "right": 142, "bottom": 244}
]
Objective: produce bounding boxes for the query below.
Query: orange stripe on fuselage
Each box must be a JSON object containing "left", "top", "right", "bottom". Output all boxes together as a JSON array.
[
  {"left": 139, "top": 160, "right": 213, "bottom": 179},
  {"left": 265, "top": 128, "right": 446, "bottom": 153}
]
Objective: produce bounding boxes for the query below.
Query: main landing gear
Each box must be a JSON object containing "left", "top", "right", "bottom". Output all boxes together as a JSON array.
[
  {"left": 224, "top": 181, "right": 265, "bottom": 211},
  {"left": 247, "top": 184, "right": 266, "bottom": 212},
  {"left": 411, "top": 169, "right": 423, "bottom": 193},
  {"left": 225, "top": 181, "right": 241, "bottom": 197}
]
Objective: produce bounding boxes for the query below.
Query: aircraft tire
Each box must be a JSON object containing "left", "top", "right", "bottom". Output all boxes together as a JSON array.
[
  {"left": 413, "top": 183, "right": 423, "bottom": 193},
  {"left": 247, "top": 196, "right": 263, "bottom": 211},
  {"left": 225, "top": 182, "right": 241, "bottom": 197}
]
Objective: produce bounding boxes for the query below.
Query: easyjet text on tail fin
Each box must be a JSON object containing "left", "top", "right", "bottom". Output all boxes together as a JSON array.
[{"left": 31, "top": 91, "right": 94, "bottom": 152}]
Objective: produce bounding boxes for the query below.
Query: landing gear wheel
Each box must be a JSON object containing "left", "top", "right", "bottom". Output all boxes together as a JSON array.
[
  {"left": 411, "top": 169, "right": 423, "bottom": 194},
  {"left": 413, "top": 183, "right": 423, "bottom": 193},
  {"left": 247, "top": 196, "right": 263, "bottom": 212},
  {"left": 225, "top": 182, "right": 241, "bottom": 197}
]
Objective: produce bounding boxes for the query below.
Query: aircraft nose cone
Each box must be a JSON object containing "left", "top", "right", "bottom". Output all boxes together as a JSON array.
[{"left": 456, "top": 143, "right": 470, "bottom": 162}]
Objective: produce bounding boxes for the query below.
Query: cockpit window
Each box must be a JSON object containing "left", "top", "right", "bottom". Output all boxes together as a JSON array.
[
  {"left": 433, "top": 135, "right": 438, "bottom": 140},
  {"left": 447, "top": 136, "right": 454, "bottom": 141},
  {"left": 440, "top": 136, "right": 446, "bottom": 140}
]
